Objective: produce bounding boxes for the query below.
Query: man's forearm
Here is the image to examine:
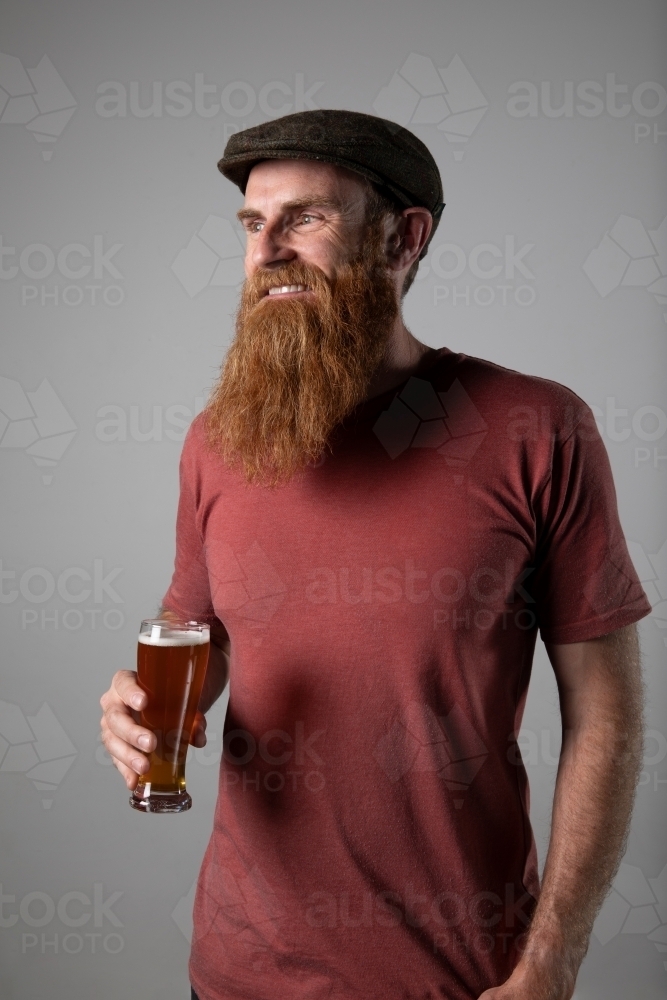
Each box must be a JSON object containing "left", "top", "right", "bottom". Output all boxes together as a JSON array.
[
  {"left": 199, "top": 637, "right": 230, "bottom": 713},
  {"left": 519, "top": 626, "right": 644, "bottom": 992}
]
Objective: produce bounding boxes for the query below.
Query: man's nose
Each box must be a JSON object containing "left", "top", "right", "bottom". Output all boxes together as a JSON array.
[{"left": 249, "top": 224, "right": 297, "bottom": 270}]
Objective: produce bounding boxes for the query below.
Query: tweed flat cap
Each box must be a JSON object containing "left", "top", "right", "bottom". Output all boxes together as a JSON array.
[{"left": 218, "top": 109, "right": 445, "bottom": 259}]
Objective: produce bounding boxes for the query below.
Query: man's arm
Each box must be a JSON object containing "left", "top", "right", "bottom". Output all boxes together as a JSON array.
[
  {"left": 197, "top": 623, "right": 231, "bottom": 715},
  {"left": 99, "top": 616, "right": 230, "bottom": 791},
  {"left": 480, "top": 623, "right": 644, "bottom": 1000}
]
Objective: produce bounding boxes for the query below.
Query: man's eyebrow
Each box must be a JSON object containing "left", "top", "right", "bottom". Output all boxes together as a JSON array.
[{"left": 236, "top": 196, "right": 346, "bottom": 222}]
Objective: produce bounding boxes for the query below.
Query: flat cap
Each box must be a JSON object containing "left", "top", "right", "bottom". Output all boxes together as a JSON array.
[{"left": 218, "top": 109, "right": 445, "bottom": 259}]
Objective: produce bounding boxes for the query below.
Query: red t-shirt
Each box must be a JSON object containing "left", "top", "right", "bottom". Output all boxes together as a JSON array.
[{"left": 163, "top": 348, "right": 651, "bottom": 1000}]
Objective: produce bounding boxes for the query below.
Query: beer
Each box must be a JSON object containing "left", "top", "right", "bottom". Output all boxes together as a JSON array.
[{"left": 130, "top": 619, "right": 210, "bottom": 813}]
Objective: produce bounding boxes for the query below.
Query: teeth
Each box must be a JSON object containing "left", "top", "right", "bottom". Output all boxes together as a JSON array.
[{"left": 268, "top": 285, "right": 308, "bottom": 295}]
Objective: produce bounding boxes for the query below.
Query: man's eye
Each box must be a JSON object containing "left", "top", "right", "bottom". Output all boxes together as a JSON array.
[{"left": 248, "top": 221, "right": 264, "bottom": 233}]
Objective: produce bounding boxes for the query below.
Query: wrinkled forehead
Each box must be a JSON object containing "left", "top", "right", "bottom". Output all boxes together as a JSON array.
[{"left": 244, "top": 158, "right": 371, "bottom": 212}]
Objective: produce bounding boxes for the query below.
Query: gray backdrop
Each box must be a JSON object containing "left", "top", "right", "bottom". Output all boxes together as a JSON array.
[{"left": 1, "top": 1, "right": 666, "bottom": 997}]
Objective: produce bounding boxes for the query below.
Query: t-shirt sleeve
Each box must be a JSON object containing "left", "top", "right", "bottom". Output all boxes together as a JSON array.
[
  {"left": 531, "top": 406, "right": 652, "bottom": 644},
  {"left": 161, "top": 418, "right": 222, "bottom": 627}
]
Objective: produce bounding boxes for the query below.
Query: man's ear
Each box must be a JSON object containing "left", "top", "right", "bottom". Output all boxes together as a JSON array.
[{"left": 385, "top": 208, "right": 432, "bottom": 271}]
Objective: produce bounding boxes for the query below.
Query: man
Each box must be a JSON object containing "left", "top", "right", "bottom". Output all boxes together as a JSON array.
[{"left": 100, "top": 110, "right": 651, "bottom": 1000}]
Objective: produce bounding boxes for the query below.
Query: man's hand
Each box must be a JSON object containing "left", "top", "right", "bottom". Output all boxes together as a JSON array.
[
  {"left": 100, "top": 670, "right": 212, "bottom": 791},
  {"left": 477, "top": 950, "right": 575, "bottom": 999},
  {"left": 99, "top": 622, "right": 231, "bottom": 791},
  {"left": 478, "top": 623, "right": 643, "bottom": 1000}
]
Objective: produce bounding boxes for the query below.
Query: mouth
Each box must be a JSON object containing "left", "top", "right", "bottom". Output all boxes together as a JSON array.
[{"left": 264, "top": 284, "right": 312, "bottom": 298}]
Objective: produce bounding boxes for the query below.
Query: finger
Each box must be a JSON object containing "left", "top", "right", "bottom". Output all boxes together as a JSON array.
[
  {"left": 103, "top": 729, "right": 152, "bottom": 776},
  {"left": 103, "top": 708, "right": 156, "bottom": 753},
  {"left": 111, "top": 757, "right": 145, "bottom": 792},
  {"left": 112, "top": 669, "right": 147, "bottom": 711},
  {"left": 110, "top": 755, "right": 143, "bottom": 791}
]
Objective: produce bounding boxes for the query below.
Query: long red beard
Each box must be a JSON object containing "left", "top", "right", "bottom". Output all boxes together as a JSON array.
[{"left": 204, "top": 223, "right": 398, "bottom": 486}]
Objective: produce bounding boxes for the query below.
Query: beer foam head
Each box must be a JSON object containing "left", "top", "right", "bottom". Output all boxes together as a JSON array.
[{"left": 138, "top": 624, "right": 209, "bottom": 646}]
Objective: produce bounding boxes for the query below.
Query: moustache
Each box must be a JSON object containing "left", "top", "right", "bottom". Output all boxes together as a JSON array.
[{"left": 243, "top": 261, "right": 335, "bottom": 308}]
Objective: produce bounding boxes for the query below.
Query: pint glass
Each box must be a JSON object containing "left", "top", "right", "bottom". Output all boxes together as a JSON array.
[{"left": 130, "top": 618, "right": 210, "bottom": 813}]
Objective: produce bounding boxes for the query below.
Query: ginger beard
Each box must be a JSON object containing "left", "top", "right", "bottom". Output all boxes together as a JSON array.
[{"left": 204, "top": 218, "right": 399, "bottom": 486}]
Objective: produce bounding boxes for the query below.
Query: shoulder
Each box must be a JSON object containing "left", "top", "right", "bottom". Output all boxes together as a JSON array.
[
  {"left": 183, "top": 410, "right": 209, "bottom": 449},
  {"left": 434, "top": 351, "right": 595, "bottom": 438},
  {"left": 178, "top": 411, "right": 211, "bottom": 480},
  {"left": 436, "top": 350, "right": 589, "bottom": 407}
]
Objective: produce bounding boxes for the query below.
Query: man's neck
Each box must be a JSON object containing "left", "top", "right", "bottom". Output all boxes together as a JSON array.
[{"left": 364, "top": 321, "right": 438, "bottom": 402}]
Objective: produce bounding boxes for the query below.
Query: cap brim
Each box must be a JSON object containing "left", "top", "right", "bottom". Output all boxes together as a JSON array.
[{"left": 218, "top": 149, "right": 414, "bottom": 208}]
